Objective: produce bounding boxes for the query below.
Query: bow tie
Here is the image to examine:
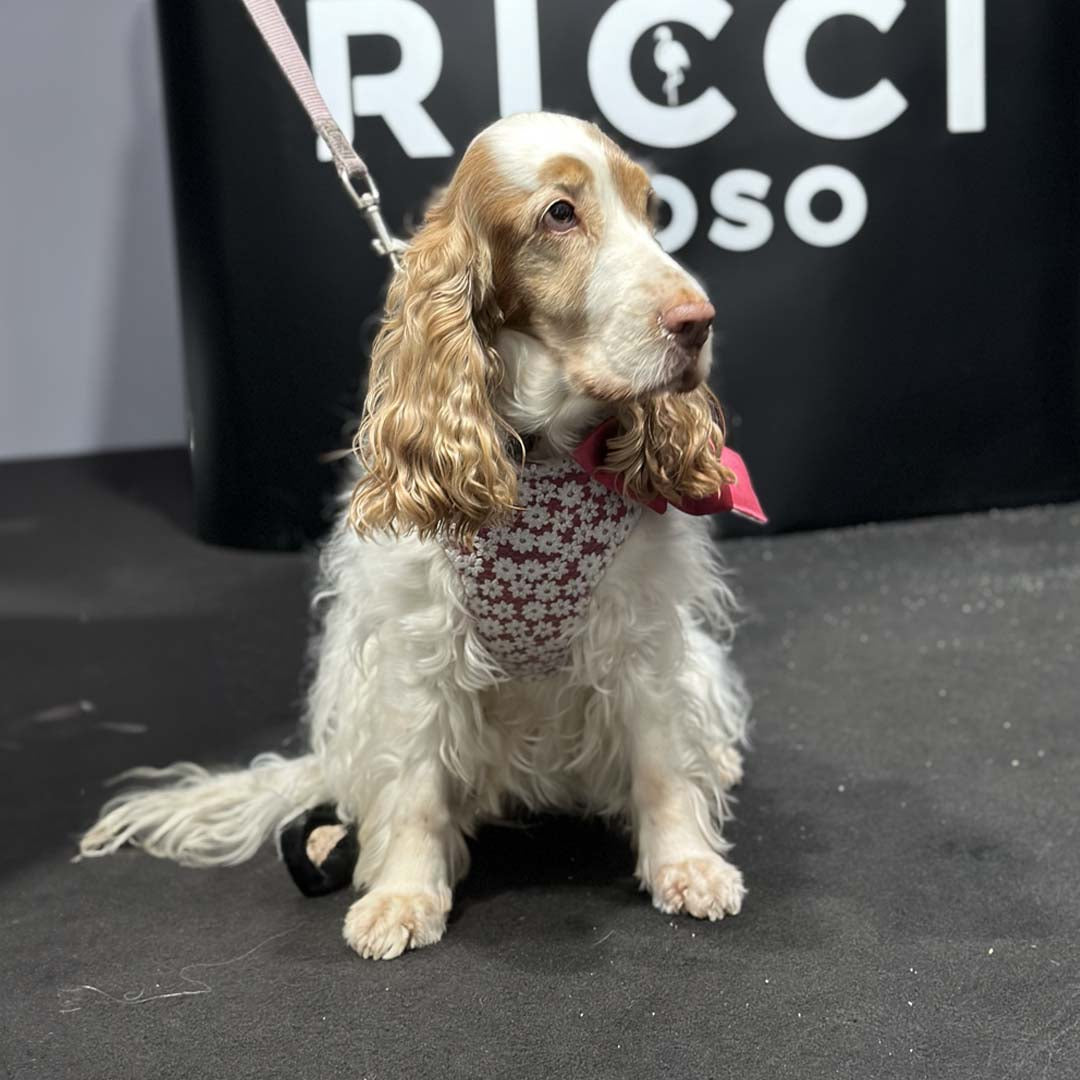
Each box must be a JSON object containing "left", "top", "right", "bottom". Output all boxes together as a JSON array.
[{"left": 571, "top": 418, "right": 767, "bottom": 524}]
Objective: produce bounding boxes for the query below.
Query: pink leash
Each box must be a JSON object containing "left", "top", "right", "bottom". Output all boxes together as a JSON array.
[{"left": 239, "top": 0, "right": 405, "bottom": 271}]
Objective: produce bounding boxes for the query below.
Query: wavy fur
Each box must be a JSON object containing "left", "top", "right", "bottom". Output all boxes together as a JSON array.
[
  {"left": 611, "top": 386, "right": 737, "bottom": 506},
  {"left": 348, "top": 183, "right": 520, "bottom": 548}
]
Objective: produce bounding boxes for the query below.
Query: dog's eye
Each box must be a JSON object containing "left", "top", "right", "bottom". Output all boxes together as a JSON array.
[{"left": 543, "top": 200, "right": 577, "bottom": 232}]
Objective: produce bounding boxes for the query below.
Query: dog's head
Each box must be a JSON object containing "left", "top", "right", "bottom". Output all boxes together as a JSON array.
[{"left": 351, "top": 112, "right": 731, "bottom": 544}]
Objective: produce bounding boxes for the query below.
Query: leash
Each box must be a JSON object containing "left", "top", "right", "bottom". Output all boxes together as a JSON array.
[{"left": 239, "top": 0, "right": 407, "bottom": 272}]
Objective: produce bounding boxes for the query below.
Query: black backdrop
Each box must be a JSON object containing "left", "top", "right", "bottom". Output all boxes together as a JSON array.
[{"left": 157, "top": 0, "right": 1080, "bottom": 549}]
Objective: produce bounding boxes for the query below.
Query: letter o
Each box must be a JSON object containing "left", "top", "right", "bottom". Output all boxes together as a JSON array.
[
  {"left": 651, "top": 174, "right": 698, "bottom": 253},
  {"left": 784, "top": 165, "right": 868, "bottom": 247}
]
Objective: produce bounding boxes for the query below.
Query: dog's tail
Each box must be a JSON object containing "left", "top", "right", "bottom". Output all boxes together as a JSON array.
[{"left": 77, "top": 753, "right": 329, "bottom": 867}]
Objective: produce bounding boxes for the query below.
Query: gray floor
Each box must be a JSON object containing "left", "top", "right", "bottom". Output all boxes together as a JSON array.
[{"left": 2, "top": 451, "right": 1079, "bottom": 1080}]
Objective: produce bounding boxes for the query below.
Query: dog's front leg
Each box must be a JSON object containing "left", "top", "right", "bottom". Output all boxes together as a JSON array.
[
  {"left": 342, "top": 758, "right": 465, "bottom": 960},
  {"left": 627, "top": 636, "right": 748, "bottom": 921},
  {"left": 631, "top": 737, "right": 746, "bottom": 921}
]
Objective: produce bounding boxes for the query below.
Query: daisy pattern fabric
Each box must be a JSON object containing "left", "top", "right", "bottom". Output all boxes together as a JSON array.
[{"left": 443, "top": 458, "right": 642, "bottom": 678}]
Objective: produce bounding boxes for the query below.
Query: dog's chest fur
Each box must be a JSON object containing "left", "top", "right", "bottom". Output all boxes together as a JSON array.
[{"left": 441, "top": 457, "right": 642, "bottom": 678}]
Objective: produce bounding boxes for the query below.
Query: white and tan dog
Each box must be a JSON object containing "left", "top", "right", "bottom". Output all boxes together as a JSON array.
[{"left": 81, "top": 112, "right": 756, "bottom": 960}]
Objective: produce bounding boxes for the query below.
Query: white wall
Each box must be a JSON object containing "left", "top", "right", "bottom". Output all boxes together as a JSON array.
[{"left": 0, "top": 0, "right": 187, "bottom": 461}]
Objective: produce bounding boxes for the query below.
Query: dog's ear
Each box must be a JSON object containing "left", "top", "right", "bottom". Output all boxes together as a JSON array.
[
  {"left": 609, "top": 386, "right": 736, "bottom": 505},
  {"left": 349, "top": 188, "right": 518, "bottom": 546}
]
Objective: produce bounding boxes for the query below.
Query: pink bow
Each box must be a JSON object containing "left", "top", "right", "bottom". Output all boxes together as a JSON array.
[{"left": 571, "top": 418, "right": 767, "bottom": 524}]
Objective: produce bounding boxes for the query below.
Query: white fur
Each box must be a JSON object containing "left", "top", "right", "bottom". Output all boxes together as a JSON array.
[{"left": 79, "top": 115, "right": 753, "bottom": 959}]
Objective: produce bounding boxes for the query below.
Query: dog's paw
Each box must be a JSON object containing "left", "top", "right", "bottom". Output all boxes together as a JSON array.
[
  {"left": 343, "top": 889, "right": 449, "bottom": 960},
  {"left": 650, "top": 855, "right": 746, "bottom": 921},
  {"left": 710, "top": 744, "right": 744, "bottom": 789}
]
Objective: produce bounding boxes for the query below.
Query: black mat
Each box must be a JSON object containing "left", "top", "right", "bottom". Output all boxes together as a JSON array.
[{"left": 2, "top": 451, "right": 1078, "bottom": 1080}]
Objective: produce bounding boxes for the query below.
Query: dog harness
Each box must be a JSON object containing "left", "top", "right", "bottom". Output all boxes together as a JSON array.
[
  {"left": 442, "top": 420, "right": 766, "bottom": 680},
  {"left": 444, "top": 456, "right": 643, "bottom": 678}
]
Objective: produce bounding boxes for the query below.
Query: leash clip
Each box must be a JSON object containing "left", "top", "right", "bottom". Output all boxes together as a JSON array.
[{"left": 336, "top": 163, "right": 407, "bottom": 272}]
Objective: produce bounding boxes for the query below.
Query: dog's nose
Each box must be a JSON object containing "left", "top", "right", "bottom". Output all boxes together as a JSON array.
[{"left": 661, "top": 300, "right": 715, "bottom": 351}]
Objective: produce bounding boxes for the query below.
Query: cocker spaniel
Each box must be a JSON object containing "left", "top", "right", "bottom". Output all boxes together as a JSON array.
[{"left": 81, "top": 112, "right": 765, "bottom": 960}]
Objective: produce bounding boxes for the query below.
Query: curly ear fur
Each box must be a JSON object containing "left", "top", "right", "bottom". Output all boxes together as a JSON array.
[
  {"left": 608, "top": 386, "right": 736, "bottom": 505},
  {"left": 349, "top": 190, "right": 519, "bottom": 547}
]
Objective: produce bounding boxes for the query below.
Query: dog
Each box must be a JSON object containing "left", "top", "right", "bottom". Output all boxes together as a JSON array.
[{"left": 80, "top": 112, "right": 764, "bottom": 960}]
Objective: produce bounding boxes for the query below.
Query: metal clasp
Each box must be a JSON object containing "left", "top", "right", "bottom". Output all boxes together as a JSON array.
[{"left": 336, "top": 165, "right": 407, "bottom": 273}]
